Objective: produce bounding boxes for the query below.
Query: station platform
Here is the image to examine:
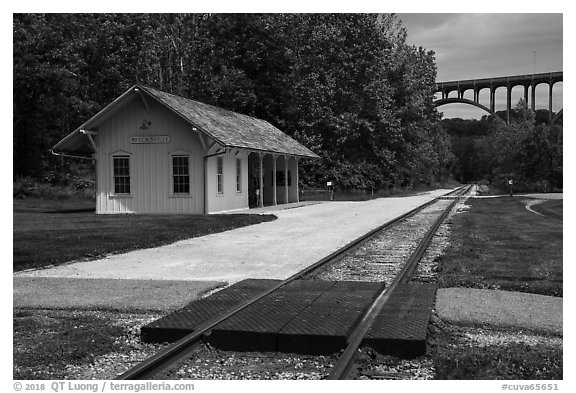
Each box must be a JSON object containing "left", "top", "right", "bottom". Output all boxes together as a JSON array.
[
  {"left": 15, "top": 188, "right": 455, "bottom": 283},
  {"left": 141, "top": 279, "right": 437, "bottom": 358}
]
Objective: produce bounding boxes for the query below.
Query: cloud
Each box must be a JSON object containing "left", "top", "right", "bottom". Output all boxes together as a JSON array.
[
  {"left": 398, "top": 13, "right": 563, "bottom": 118},
  {"left": 400, "top": 13, "right": 562, "bottom": 79}
]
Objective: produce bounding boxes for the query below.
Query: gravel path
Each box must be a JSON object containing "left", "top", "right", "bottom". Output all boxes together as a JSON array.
[
  {"left": 13, "top": 277, "right": 225, "bottom": 311},
  {"left": 436, "top": 288, "right": 562, "bottom": 335},
  {"left": 524, "top": 199, "right": 545, "bottom": 216},
  {"left": 14, "top": 189, "right": 456, "bottom": 283}
]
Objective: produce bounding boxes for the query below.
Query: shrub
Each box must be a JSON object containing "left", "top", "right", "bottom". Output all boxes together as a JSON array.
[{"left": 13, "top": 176, "right": 94, "bottom": 200}]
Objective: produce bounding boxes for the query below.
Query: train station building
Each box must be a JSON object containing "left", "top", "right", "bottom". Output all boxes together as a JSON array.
[{"left": 52, "top": 84, "right": 319, "bottom": 214}]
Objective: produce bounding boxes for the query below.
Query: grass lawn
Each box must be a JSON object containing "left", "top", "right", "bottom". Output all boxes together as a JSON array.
[
  {"left": 436, "top": 197, "right": 562, "bottom": 297},
  {"left": 13, "top": 198, "right": 276, "bottom": 271},
  {"left": 431, "top": 196, "right": 563, "bottom": 380}
]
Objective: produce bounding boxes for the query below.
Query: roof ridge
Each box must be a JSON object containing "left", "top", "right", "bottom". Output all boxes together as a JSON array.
[
  {"left": 54, "top": 83, "right": 319, "bottom": 159},
  {"left": 138, "top": 84, "right": 269, "bottom": 126}
]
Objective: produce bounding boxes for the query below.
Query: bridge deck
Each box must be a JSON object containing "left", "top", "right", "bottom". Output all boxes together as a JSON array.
[{"left": 436, "top": 71, "right": 562, "bottom": 92}]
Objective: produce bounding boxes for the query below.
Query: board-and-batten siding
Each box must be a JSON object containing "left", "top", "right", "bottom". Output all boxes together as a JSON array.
[
  {"left": 205, "top": 150, "right": 249, "bottom": 213},
  {"left": 94, "top": 97, "right": 204, "bottom": 214}
]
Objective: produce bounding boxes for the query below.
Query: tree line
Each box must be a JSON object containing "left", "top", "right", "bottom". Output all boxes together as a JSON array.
[
  {"left": 14, "top": 14, "right": 562, "bottom": 195},
  {"left": 442, "top": 103, "right": 562, "bottom": 192},
  {"left": 13, "top": 13, "right": 454, "bottom": 193}
]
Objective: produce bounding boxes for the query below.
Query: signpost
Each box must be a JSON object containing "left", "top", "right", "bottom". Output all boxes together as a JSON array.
[{"left": 327, "top": 181, "right": 334, "bottom": 201}]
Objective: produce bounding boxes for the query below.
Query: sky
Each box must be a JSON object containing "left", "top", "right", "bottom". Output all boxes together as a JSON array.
[{"left": 397, "top": 13, "right": 563, "bottom": 120}]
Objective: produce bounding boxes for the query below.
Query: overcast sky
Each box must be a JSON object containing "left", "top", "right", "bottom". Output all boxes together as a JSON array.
[{"left": 397, "top": 13, "right": 563, "bottom": 119}]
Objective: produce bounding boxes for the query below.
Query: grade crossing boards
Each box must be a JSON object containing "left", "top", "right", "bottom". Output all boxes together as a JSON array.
[{"left": 141, "top": 279, "right": 437, "bottom": 358}]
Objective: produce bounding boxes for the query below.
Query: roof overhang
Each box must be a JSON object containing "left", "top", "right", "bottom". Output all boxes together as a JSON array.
[
  {"left": 52, "top": 85, "right": 142, "bottom": 154},
  {"left": 53, "top": 84, "right": 320, "bottom": 160},
  {"left": 233, "top": 147, "right": 320, "bottom": 160},
  {"left": 52, "top": 84, "right": 226, "bottom": 155}
]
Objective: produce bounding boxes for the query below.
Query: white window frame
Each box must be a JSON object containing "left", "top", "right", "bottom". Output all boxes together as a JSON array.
[
  {"left": 110, "top": 151, "right": 132, "bottom": 198},
  {"left": 217, "top": 156, "right": 224, "bottom": 195},
  {"left": 170, "top": 151, "right": 192, "bottom": 197},
  {"left": 236, "top": 157, "right": 242, "bottom": 193}
]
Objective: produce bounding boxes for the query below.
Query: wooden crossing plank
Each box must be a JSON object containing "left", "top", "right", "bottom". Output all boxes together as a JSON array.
[
  {"left": 208, "top": 280, "right": 337, "bottom": 352},
  {"left": 363, "top": 283, "right": 437, "bottom": 358},
  {"left": 141, "top": 279, "right": 437, "bottom": 358},
  {"left": 141, "top": 279, "right": 280, "bottom": 343},
  {"left": 277, "top": 281, "right": 384, "bottom": 354}
]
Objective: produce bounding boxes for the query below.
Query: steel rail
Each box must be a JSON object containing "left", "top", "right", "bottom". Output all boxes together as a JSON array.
[
  {"left": 328, "top": 184, "right": 472, "bottom": 380},
  {"left": 117, "top": 185, "right": 469, "bottom": 380}
]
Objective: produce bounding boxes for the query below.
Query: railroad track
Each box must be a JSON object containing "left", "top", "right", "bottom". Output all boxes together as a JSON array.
[
  {"left": 118, "top": 185, "right": 473, "bottom": 380},
  {"left": 328, "top": 185, "right": 471, "bottom": 379}
]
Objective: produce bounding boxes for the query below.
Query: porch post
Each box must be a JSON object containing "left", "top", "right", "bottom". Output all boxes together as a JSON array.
[
  {"left": 295, "top": 157, "right": 300, "bottom": 203},
  {"left": 272, "top": 154, "right": 277, "bottom": 205},
  {"left": 284, "top": 155, "right": 289, "bottom": 204},
  {"left": 259, "top": 152, "right": 264, "bottom": 208}
]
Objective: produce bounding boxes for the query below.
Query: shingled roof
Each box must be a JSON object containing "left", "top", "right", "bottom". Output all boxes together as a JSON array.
[{"left": 53, "top": 84, "right": 319, "bottom": 159}]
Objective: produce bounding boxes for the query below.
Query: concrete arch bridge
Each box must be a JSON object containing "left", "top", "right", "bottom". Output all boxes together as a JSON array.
[{"left": 434, "top": 71, "right": 563, "bottom": 124}]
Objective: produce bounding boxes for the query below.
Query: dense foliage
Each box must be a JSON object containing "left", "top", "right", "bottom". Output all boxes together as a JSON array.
[
  {"left": 441, "top": 117, "right": 496, "bottom": 183},
  {"left": 14, "top": 13, "right": 454, "bottom": 192},
  {"left": 442, "top": 101, "right": 563, "bottom": 192},
  {"left": 480, "top": 102, "right": 563, "bottom": 192}
]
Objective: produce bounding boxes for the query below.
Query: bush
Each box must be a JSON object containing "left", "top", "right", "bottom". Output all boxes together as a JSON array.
[
  {"left": 489, "top": 174, "right": 562, "bottom": 195},
  {"left": 13, "top": 176, "right": 94, "bottom": 200}
]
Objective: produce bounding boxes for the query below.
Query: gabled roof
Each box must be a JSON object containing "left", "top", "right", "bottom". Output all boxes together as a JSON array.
[{"left": 53, "top": 84, "right": 319, "bottom": 159}]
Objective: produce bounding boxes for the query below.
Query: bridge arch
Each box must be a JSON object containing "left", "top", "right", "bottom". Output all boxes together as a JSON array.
[
  {"left": 433, "top": 97, "right": 505, "bottom": 122},
  {"left": 436, "top": 72, "right": 562, "bottom": 124}
]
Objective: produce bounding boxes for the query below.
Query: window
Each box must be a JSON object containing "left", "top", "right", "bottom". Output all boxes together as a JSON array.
[
  {"left": 172, "top": 155, "right": 190, "bottom": 194},
  {"left": 236, "top": 158, "right": 242, "bottom": 193},
  {"left": 113, "top": 156, "right": 131, "bottom": 194},
  {"left": 217, "top": 156, "right": 223, "bottom": 194}
]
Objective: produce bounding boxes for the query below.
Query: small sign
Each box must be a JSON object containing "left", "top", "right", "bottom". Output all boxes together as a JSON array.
[
  {"left": 327, "top": 181, "right": 333, "bottom": 187},
  {"left": 130, "top": 135, "right": 170, "bottom": 144},
  {"left": 508, "top": 179, "right": 513, "bottom": 185}
]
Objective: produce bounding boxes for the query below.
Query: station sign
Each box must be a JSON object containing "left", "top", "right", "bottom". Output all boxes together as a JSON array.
[{"left": 130, "top": 135, "right": 171, "bottom": 144}]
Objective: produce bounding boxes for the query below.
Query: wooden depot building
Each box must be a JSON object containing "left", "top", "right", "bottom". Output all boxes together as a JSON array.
[{"left": 52, "top": 84, "right": 319, "bottom": 214}]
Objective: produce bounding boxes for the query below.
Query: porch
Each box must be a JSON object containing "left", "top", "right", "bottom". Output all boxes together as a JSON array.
[{"left": 247, "top": 152, "right": 301, "bottom": 208}]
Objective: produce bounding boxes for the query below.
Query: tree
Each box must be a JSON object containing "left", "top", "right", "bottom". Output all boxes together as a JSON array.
[
  {"left": 14, "top": 13, "right": 458, "bottom": 193},
  {"left": 481, "top": 99, "right": 563, "bottom": 192}
]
